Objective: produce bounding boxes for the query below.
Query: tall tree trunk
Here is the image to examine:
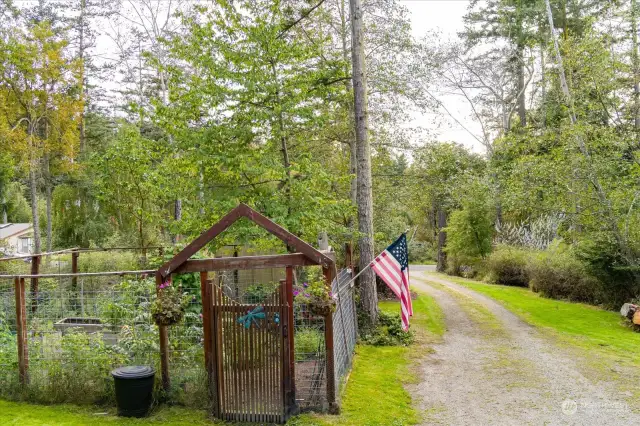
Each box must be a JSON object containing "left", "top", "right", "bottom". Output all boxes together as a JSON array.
[
  {"left": 632, "top": 0, "right": 640, "bottom": 142},
  {"left": 541, "top": 47, "right": 546, "bottom": 129},
  {"left": 29, "top": 167, "right": 41, "bottom": 254},
  {"left": 516, "top": 52, "right": 526, "bottom": 127},
  {"left": 349, "top": 0, "right": 377, "bottom": 324},
  {"left": 436, "top": 207, "right": 447, "bottom": 272},
  {"left": 78, "top": 0, "right": 86, "bottom": 153},
  {"left": 340, "top": 0, "right": 357, "bottom": 267},
  {"left": 45, "top": 180, "right": 52, "bottom": 253},
  {"left": 199, "top": 166, "right": 205, "bottom": 216},
  {"left": 44, "top": 155, "right": 52, "bottom": 252}
]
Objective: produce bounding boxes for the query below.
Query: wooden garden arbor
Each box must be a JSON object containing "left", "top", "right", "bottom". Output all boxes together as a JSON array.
[{"left": 156, "top": 203, "right": 337, "bottom": 422}]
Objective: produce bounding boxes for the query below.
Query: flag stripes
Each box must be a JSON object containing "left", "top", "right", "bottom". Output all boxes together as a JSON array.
[{"left": 370, "top": 234, "right": 413, "bottom": 331}]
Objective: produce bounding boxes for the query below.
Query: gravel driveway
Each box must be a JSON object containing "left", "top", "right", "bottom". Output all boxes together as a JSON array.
[{"left": 409, "top": 271, "right": 638, "bottom": 426}]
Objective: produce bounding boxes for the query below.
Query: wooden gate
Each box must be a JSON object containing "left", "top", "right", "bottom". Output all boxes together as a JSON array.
[{"left": 207, "top": 278, "right": 295, "bottom": 423}]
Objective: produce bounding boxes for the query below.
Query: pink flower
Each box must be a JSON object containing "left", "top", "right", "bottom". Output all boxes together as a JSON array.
[
  {"left": 303, "top": 282, "right": 309, "bottom": 288},
  {"left": 293, "top": 290, "right": 300, "bottom": 296},
  {"left": 304, "top": 293, "right": 310, "bottom": 298}
]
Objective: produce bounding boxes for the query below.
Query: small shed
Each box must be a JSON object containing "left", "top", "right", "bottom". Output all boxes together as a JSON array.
[{"left": 0, "top": 223, "right": 34, "bottom": 255}]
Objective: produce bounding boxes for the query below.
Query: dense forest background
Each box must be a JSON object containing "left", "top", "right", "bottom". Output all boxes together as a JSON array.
[{"left": 1, "top": 0, "right": 639, "bottom": 309}]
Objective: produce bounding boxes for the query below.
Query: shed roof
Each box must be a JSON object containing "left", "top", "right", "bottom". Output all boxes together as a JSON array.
[{"left": 0, "top": 223, "right": 33, "bottom": 240}]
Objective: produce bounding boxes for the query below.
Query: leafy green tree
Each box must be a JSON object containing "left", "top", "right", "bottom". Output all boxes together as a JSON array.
[
  {"left": 0, "top": 21, "right": 82, "bottom": 253},
  {"left": 409, "top": 142, "right": 486, "bottom": 271},
  {"left": 445, "top": 180, "right": 494, "bottom": 262}
]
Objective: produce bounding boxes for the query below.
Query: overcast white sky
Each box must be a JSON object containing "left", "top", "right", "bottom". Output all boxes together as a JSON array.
[{"left": 399, "top": 0, "right": 485, "bottom": 152}]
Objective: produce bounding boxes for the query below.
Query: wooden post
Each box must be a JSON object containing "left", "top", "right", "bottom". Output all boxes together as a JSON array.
[
  {"left": 344, "top": 242, "right": 353, "bottom": 271},
  {"left": 200, "top": 271, "right": 218, "bottom": 416},
  {"left": 156, "top": 274, "right": 170, "bottom": 391},
  {"left": 285, "top": 266, "right": 296, "bottom": 414},
  {"left": 71, "top": 250, "right": 79, "bottom": 311},
  {"left": 14, "top": 277, "right": 28, "bottom": 385},
  {"left": 323, "top": 266, "right": 339, "bottom": 414},
  {"left": 71, "top": 250, "right": 79, "bottom": 289},
  {"left": 30, "top": 255, "right": 40, "bottom": 313}
]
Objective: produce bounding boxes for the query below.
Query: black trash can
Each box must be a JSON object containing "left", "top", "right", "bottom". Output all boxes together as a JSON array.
[{"left": 111, "top": 366, "right": 155, "bottom": 418}]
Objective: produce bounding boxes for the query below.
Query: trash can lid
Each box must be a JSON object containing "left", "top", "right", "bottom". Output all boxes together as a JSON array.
[{"left": 111, "top": 365, "right": 155, "bottom": 379}]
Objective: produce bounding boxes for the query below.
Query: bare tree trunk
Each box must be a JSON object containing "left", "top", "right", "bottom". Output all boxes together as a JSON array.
[
  {"left": 45, "top": 180, "right": 52, "bottom": 253},
  {"left": 29, "top": 167, "right": 41, "bottom": 254},
  {"left": 199, "top": 166, "right": 205, "bottom": 216},
  {"left": 78, "top": 0, "right": 86, "bottom": 153},
  {"left": 632, "top": 0, "right": 640, "bottom": 141},
  {"left": 541, "top": 47, "right": 546, "bottom": 129},
  {"left": 349, "top": 0, "right": 377, "bottom": 324},
  {"left": 436, "top": 207, "right": 447, "bottom": 272},
  {"left": 339, "top": 0, "right": 358, "bottom": 267},
  {"left": 517, "top": 55, "right": 526, "bottom": 126}
]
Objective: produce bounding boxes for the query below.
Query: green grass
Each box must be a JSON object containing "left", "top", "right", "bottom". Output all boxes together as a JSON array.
[
  {"left": 0, "top": 401, "right": 216, "bottom": 425},
  {"left": 0, "top": 293, "right": 445, "bottom": 426},
  {"left": 297, "top": 292, "right": 444, "bottom": 425},
  {"left": 379, "top": 291, "right": 445, "bottom": 339}
]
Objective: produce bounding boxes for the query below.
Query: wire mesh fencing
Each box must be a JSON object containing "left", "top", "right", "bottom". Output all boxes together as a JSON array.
[
  {"left": 0, "top": 260, "right": 359, "bottom": 415},
  {"left": 0, "top": 267, "right": 208, "bottom": 407},
  {"left": 331, "top": 269, "right": 358, "bottom": 398},
  {"left": 294, "top": 302, "right": 327, "bottom": 411},
  {"left": 0, "top": 278, "right": 17, "bottom": 394}
]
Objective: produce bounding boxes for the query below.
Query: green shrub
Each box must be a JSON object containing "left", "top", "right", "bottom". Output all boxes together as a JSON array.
[
  {"left": 574, "top": 235, "right": 640, "bottom": 307},
  {"left": 445, "top": 182, "right": 494, "bottom": 262},
  {"left": 0, "top": 312, "right": 19, "bottom": 398},
  {"left": 445, "top": 254, "right": 482, "bottom": 279},
  {"left": 529, "top": 245, "right": 604, "bottom": 304},
  {"left": 78, "top": 251, "right": 140, "bottom": 272},
  {"left": 485, "top": 245, "right": 531, "bottom": 287},
  {"left": 361, "top": 311, "right": 414, "bottom": 346},
  {"left": 295, "top": 327, "right": 324, "bottom": 361},
  {"left": 408, "top": 240, "right": 436, "bottom": 264},
  {"left": 24, "top": 330, "right": 128, "bottom": 404},
  {"left": 245, "top": 282, "right": 279, "bottom": 303}
]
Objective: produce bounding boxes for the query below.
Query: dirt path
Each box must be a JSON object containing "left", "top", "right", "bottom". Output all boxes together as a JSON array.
[{"left": 409, "top": 270, "right": 637, "bottom": 426}]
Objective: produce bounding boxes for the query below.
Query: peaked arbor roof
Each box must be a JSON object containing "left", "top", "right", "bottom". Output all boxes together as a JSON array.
[{"left": 157, "top": 203, "right": 334, "bottom": 279}]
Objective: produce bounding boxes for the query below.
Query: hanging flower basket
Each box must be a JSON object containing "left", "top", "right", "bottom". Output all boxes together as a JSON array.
[
  {"left": 295, "top": 280, "right": 337, "bottom": 316},
  {"left": 151, "top": 281, "right": 185, "bottom": 326}
]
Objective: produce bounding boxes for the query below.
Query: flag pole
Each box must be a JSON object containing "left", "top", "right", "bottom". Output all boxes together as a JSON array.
[
  {"left": 349, "top": 262, "right": 372, "bottom": 284},
  {"left": 335, "top": 262, "right": 373, "bottom": 294}
]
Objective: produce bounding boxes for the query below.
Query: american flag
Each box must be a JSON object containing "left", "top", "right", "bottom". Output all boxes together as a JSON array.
[{"left": 371, "top": 234, "right": 413, "bottom": 331}]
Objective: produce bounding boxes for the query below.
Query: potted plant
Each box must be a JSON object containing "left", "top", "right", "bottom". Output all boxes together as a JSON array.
[{"left": 151, "top": 281, "right": 186, "bottom": 326}]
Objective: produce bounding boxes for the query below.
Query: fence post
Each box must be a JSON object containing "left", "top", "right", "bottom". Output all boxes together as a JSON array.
[
  {"left": 285, "top": 266, "right": 296, "bottom": 414},
  {"left": 156, "top": 274, "right": 170, "bottom": 391},
  {"left": 71, "top": 250, "right": 80, "bottom": 311},
  {"left": 71, "top": 249, "right": 79, "bottom": 287},
  {"left": 30, "top": 255, "right": 40, "bottom": 313},
  {"left": 323, "top": 266, "right": 339, "bottom": 414},
  {"left": 200, "top": 271, "right": 218, "bottom": 416},
  {"left": 14, "top": 276, "right": 28, "bottom": 385}
]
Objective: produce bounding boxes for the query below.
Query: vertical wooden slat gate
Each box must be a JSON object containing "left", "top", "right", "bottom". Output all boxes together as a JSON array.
[{"left": 208, "top": 279, "right": 295, "bottom": 423}]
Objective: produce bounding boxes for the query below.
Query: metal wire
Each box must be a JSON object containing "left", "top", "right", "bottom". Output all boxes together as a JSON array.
[
  {"left": 0, "top": 260, "right": 358, "bottom": 412},
  {"left": 332, "top": 269, "right": 358, "bottom": 397}
]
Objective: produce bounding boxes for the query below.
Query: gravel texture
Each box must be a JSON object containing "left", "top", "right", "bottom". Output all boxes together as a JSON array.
[{"left": 409, "top": 269, "right": 637, "bottom": 426}]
